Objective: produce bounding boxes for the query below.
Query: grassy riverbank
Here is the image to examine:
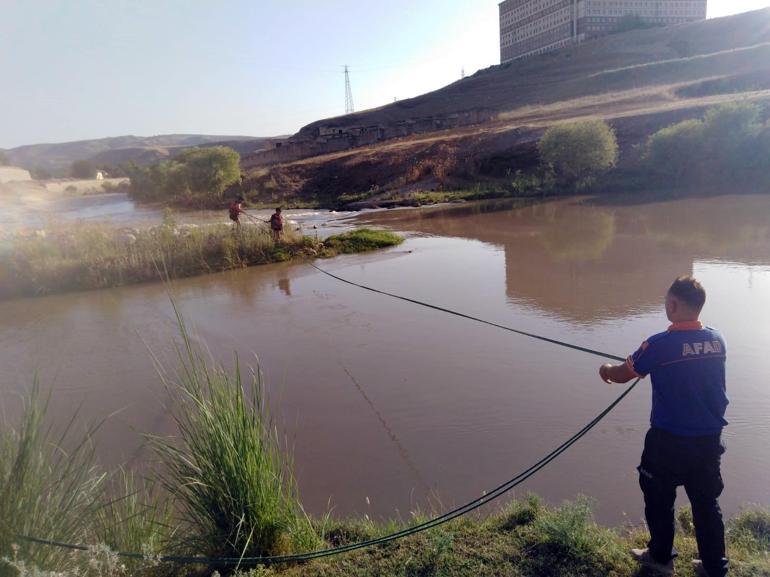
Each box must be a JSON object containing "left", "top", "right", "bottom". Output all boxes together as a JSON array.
[
  {"left": 0, "top": 224, "right": 402, "bottom": 300},
  {"left": 2, "top": 324, "right": 769, "bottom": 577}
]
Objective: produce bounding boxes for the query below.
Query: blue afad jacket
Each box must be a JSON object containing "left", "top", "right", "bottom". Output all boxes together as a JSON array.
[{"left": 627, "top": 321, "right": 728, "bottom": 437}]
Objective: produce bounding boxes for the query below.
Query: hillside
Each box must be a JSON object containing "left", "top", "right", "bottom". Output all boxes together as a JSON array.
[
  {"left": 241, "top": 8, "right": 770, "bottom": 206},
  {"left": 3, "top": 134, "right": 273, "bottom": 175},
  {"left": 295, "top": 8, "right": 770, "bottom": 138}
]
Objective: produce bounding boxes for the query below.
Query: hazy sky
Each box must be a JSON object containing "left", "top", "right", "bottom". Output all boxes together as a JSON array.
[{"left": 2, "top": 0, "right": 770, "bottom": 148}]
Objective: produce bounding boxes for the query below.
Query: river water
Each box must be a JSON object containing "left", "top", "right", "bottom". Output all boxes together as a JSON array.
[
  {"left": 2, "top": 193, "right": 769, "bottom": 524},
  {"left": 0, "top": 190, "right": 355, "bottom": 235}
]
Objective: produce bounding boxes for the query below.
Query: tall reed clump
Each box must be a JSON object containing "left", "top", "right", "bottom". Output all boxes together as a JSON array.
[
  {"left": 149, "top": 310, "right": 319, "bottom": 562},
  {"left": 0, "top": 381, "right": 105, "bottom": 570},
  {"left": 0, "top": 220, "right": 303, "bottom": 300}
]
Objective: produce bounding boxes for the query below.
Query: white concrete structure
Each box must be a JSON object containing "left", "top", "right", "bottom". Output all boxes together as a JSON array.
[{"left": 0, "top": 166, "right": 32, "bottom": 184}]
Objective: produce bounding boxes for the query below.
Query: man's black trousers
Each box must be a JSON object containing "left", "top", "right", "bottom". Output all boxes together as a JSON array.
[{"left": 638, "top": 427, "right": 728, "bottom": 577}]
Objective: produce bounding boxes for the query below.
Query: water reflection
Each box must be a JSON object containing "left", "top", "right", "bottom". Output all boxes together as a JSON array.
[
  {"left": 540, "top": 208, "right": 616, "bottom": 262},
  {"left": 278, "top": 278, "right": 292, "bottom": 297},
  {"left": 3, "top": 193, "right": 770, "bottom": 525},
  {"left": 359, "top": 195, "right": 770, "bottom": 322}
]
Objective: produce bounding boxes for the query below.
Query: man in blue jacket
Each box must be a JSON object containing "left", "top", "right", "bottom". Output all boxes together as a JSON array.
[{"left": 599, "top": 276, "right": 729, "bottom": 577}]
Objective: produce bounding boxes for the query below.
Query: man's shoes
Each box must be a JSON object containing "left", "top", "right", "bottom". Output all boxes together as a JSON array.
[
  {"left": 692, "top": 559, "right": 709, "bottom": 577},
  {"left": 630, "top": 548, "right": 675, "bottom": 576}
]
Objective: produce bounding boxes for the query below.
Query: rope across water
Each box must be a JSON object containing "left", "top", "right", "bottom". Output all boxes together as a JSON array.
[
  {"left": 18, "top": 263, "right": 639, "bottom": 566},
  {"left": 310, "top": 263, "right": 625, "bottom": 363}
]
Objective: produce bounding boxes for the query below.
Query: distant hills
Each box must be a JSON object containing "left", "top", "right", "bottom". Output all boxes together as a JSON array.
[{"left": 1, "top": 134, "right": 275, "bottom": 175}]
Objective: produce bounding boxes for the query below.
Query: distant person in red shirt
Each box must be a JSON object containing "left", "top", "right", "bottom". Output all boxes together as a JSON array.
[
  {"left": 268, "top": 207, "right": 283, "bottom": 241},
  {"left": 229, "top": 196, "right": 245, "bottom": 227}
]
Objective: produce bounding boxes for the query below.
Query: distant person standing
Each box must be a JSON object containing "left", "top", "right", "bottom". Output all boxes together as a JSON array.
[
  {"left": 268, "top": 207, "right": 283, "bottom": 241},
  {"left": 229, "top": 196, "right": 245, "bottom": 227},
  {"left": 599, "top": 276, "right": 729, "bottom": 577}
]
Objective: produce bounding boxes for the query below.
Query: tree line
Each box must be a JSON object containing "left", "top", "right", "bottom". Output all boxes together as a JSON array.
[
  {"left": 124, "top": 146, "right": 241, "bottom": 202},
  {"left": 524, "top": 101, "right": 769, "bottom": 193}
]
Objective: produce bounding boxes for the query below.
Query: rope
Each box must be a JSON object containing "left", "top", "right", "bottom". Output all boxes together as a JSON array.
[
  {"left": 17, "top": 263, "right": 640, "bottom": 566},
  {"left": 310, "top": 263, "right": 626, "bottom": 362}
]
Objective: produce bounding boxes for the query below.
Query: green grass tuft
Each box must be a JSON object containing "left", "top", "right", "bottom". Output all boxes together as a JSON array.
[
  {"left": 148, "top": 308, "right": 320, "bottom": 562},
  {"left": 322, "top": 229, "right": 402, "bottom": 255},
  {"left": 517, "top": 498, "right": 633, "bottom": 577}
]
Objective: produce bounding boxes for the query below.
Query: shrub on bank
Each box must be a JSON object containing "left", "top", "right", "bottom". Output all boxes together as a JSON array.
[
  {"left": 645, "top": 118, "right": 706, "bottom": 185},
  {"left": 645, "top": 101, "right": 767, "bottom": 185},
  {"left": 538, "top": 120, "right": 619, "bottom": 190}
]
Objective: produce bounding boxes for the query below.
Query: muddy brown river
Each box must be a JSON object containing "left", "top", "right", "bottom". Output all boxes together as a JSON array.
[{"left": 2, "top": 194, "right": 769, "bottom": 524}]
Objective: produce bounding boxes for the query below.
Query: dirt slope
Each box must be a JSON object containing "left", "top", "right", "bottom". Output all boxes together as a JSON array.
[
  {"left": 295, "top": 8, "right": 770, "bottom": 137},
  {"left": 242, "top": 9, "right": 770, "bottom": 206}
]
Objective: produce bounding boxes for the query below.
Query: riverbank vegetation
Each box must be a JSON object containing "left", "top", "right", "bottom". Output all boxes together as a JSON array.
[
  {"left": 538, "top": 119, "right": 619, "bottom": 190},
  {"left": 400, "top": 102, "right": 770, "bottom": 206},
  {"left": 0, "top": 220, "right": 402, "bottom": 300},
  {"left": 643, "top": 101, "right": 770, "bottom": 187},
  {"left": 234, "top": 101, "right": 770, "bottom": 211},
  {"left": 2, "top": 341, "right": 769, "bottom": 577},
  {"left": 125, "top": 146, "right": 241, "bottom": 204},
  {"left": 322, "top": 229, "right": 405, "bottom": 254}
]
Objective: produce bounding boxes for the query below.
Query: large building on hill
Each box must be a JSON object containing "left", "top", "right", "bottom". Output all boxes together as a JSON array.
[{"left": 499, "top": 0, "right": 708, "bottom": 63}]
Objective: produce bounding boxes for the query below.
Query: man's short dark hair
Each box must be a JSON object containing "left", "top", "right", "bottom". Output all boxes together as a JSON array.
[{"left": 668, "top": 276, "right": 706, "bottom": 311}]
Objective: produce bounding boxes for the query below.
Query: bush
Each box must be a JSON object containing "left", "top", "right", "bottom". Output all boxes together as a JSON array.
[
  {"left": 645, "top": 118, "right": 706, "bottom": 184},
  {"left": 0, "top": 151, "right": 8, "bottom": 166},
  {"left": 702, "top": 102, "right": 763, "bottom": 178},
  {"left": 538, "top": 120, "right": 619, "bottom": 189},
  {"left": 645, "top": 102, "right": 765, "bottom": 185}
]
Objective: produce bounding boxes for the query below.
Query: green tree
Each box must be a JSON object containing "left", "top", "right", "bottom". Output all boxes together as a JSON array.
[
  {"left": 0, "top": 151, "right": 9, "bottom": 166},
  {"left": 175, "top": 146, "right": 240, "bottom": 199},
  {"left": 125, "top": 146, "right": 240, "bottom": 202},
  {"left": 538, "top": 120, "right": 619, "bottom": 189},
  {"left": 70, "top": 159, "right": 96, "bottom": 179}
]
